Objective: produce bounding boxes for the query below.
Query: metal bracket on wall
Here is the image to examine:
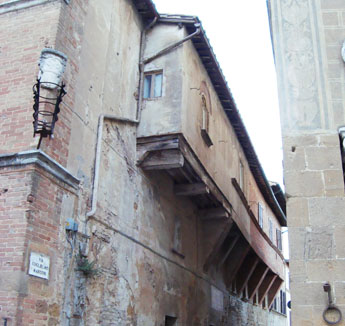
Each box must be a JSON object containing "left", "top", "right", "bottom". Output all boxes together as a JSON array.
[{"left": 323, "top": 283, "right": 342, "bottom": 325}]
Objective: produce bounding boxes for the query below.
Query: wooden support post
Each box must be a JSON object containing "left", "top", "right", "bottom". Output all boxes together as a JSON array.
[
  {"left": 199, "top": 207, "right": 230, "bottom": 220},
  {"left": 140, "top": 149, "right": 184, "bottom": 170},
  {"left": 224, "top": 240, "right": 251, "bottom": 287},
  {"left": 258, "top": 272, "right": 277, "bottom": 305},
  {"left": 247, "top": 263, "right": 269, "bottom": 301},
  {"left": 218, "top": 234, "right": 240, "bottom": 268},
  {"left": 174, "top": 183, "right": 209, "bottom": 196},
  {"left": 267, "top": 277, "right": 283, "bottom": 309},
  {"left": 203, "top": 220, "right": 233, "bottom": 272},
  {"left": 236, "top": 255, "right": 259, "bottom": 294}
]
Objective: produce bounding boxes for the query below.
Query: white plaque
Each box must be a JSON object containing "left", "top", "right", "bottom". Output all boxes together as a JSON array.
[
  {"left": 211, "top": 285, "right": 224, "bottom": 311},
  {"left": 28, "top": 252, "right": 50, "bottom": 280}
]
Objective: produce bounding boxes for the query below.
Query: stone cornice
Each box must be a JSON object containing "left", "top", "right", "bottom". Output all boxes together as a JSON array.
[{"left": 0, "top": 150, "right": 80, "bottom": 189}]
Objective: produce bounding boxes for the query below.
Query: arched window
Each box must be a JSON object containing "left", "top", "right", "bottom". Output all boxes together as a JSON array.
[
  {"left": 201, "top": 94, "right": 209, "bottom": 132},
  {"left": 200, "top": 92, "right": 213, "bottom": 147}
]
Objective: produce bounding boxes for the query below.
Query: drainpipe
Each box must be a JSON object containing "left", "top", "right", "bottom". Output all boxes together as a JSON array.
[
  {"left": 142, "top": 22, "right": 201, "bottom": 65},
  {"left": 85, "top": 20, "right": 201, "bottom": 220},
  {"left": 137, "top": 16, "right": 158, "bottom": 121}
]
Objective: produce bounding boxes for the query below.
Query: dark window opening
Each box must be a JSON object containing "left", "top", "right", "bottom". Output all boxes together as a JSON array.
[
  {"left": 200, "top": 93, "right": 213, "bottom": 147},
  {"left": 165, "top": 315, "right": 177, "bottom": 326},
  {"left": 338, "top": 127, "right": 345, "bottom": 184}
]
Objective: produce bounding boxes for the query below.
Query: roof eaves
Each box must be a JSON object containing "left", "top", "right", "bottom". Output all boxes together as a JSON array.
[{"left": 132, "top": 0, "right": 159, "bottom": 23}]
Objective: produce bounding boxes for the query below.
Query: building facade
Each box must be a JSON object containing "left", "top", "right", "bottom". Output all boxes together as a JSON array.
[
  {"left": 269, "top": 0, "right": 345, "bottom": 325},
  {"left": 0, "top": 0, "right": 287, "bottom": 325}
]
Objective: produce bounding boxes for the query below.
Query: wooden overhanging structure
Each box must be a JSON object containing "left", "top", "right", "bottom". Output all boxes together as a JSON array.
[
  {"left": 133, "top": 6, "right": 286, "bottom": 309},
  {"left": 158, "top": 14, "right": 287, "bottom": 227},
  {"left": 137, "top": 135, "right": 284, "bottom": 308}
]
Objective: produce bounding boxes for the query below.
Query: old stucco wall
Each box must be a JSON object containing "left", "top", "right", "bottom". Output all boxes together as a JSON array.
[
  {"left": 137, "top": 23, "right": 184, "bottom": 137},
  {"left": 270, "top": 0, "right": 345, "bottom": 324}
]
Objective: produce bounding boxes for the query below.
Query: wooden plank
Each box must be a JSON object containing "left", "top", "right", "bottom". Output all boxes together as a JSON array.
[
  {"left": 199, "top": 207, "right": 230, "bottom": 220},
  {"left": 267, "top": 277, "right": 283, "bottom": 309},
  {"left": 137, "top": 137, "right": 180, "bottom": 165},
  {"left": 258, "top": 273, "right": 277, "bottom": 305},
  {"left": 236, "top": 255, "right": 260, "bottom": 295},
  {"left": 224, "top": 240, "right": 251, "bottom": 287},
  {"left": 137, "top": 134, "right": 179, "bottom": 144},
  {"left": 247, "top": 263, "right": 269, "bottom": 301},
  {"left": 141, "top": 149, "right": 184, "bottom": 170},
  {"left": 218, "top": 234, "right": 240, "bottom": 268},
  {"left": 174, "top": 183, "right": 209, "bottom": 196}
]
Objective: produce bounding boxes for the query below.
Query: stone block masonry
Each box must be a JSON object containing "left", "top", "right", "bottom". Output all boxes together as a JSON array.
[{"left": 269, "top": 0, "right": 345, "bottom": 324}]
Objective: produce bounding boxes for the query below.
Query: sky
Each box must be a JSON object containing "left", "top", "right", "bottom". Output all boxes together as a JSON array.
[{"left": 153, "top": 0, "right": 284, "bottom": 188}]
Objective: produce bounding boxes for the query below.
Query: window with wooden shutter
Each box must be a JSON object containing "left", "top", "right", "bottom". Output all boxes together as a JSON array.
[
  {"left": 276, "top": 229, "right": 282, "bottom": 250},
  {"left": 258, "top": 203, "right": 263, "bottom": 228}
]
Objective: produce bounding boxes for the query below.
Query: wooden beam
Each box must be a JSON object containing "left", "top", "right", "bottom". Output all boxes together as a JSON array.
[
  {"left": 199, "top": 207, "right": 230, "bottom": 220},
  {"left": 218, "top": 234, "right": 240, "bottom": 268},
  {"left": 179, "top": 137, "right": 232, "bottom": 213},
  {"left": 224, "top": 240, "right": 251, "bottom": 287},
  {"left": 247, "top": 263, "right": 269, "bottom": 301},
  {"left": 174, "top": 183, "right": 209, "bottom": 196},
  {"left": 258, "top": 272, "right": 277, "bottom": 305},
  {"left": 236, "top": 255, "right": 259, "bottom": 295},
  {"left": 137, "top": 136, "right": 180, "bottom": 165},
  {"left": 140, "top": 149, "right": 184, "bottom": 170},
  {"left": 267, "top": 277, "right": 283, "bottom": 309}
]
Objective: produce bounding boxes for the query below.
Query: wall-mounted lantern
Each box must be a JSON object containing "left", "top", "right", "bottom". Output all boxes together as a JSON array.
[{"left": 32, "top": 48, "right": 67, "bottom": 149}]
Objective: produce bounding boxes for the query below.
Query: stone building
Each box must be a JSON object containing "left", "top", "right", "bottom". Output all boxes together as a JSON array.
[
  {"left": 268, "top": 0, "right": 345, "bottom": 325},
  {"left": 0, "top": 0, "right": 287, "bottom": 325}
]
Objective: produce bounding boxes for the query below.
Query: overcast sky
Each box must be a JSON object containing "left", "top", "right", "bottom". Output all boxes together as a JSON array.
[{"left": 153, "top": 0, "right": 284, "bottom": 188}]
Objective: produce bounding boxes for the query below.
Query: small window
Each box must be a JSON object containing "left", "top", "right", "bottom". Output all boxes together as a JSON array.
[
  {"left": 202, "top": 95, "right": 209, "bottom": 132},
  {"left": 258, "top": 203, "right": 263, "bottom": 228},
  {"left": 276, "top": 229, "right": 282, "bottom": 250},
  {"left": 269, "top": 219, "right": 273, "bottom": 241},
  {"left": 239, "top": 160, "right": 244, "bottom": 190},
  {"left": 200, "top": 94, "right": 213, "bottom": 147},
  {"left": 143, "top": 71, "right": 163, "bottom": 99},
  {"left": 165, "top": 316, "right": 177, "bottom": 326}
]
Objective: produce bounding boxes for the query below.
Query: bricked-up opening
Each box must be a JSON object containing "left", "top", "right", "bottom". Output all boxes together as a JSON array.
[{"left": 165, "top": 316, "right": 177, "bottom": 326}]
